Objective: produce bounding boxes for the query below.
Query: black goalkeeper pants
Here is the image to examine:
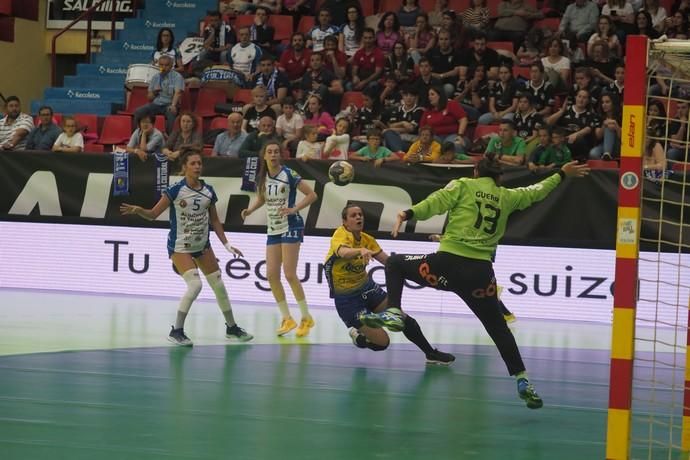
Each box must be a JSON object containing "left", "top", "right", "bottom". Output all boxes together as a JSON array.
[{"left": 385, "top": 252, "right": 526, "bottom": 376}]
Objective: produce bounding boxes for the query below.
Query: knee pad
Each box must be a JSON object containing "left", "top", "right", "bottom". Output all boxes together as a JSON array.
[{"left": 180, "top": 269, "right": 202, "bottom": 312}]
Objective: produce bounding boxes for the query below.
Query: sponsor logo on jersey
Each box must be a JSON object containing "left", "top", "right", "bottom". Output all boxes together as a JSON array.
[{"left": 179, "top": 199, "right": 187, "bottom": 208}]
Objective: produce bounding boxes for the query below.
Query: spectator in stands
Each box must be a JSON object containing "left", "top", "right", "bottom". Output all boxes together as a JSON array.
[
  {"left": 588, "top": 16, "right": 621, "bottom": 59},
  {"left": 435, "top": 140, "right": 475, "bottom": 163},
  {"left": 454, "top": 64, "right": 490, "bottom": 121},
  {"left": 279, "top": 33, "right": 312, "bottom": 85},
  {"left": 398, "top": 0, "right": 422, "bottom": 31},
  {"left": 667, "top": 101, "right": 690, "bottom": 163},
  {"left": 541, "top": 37, "right": 571, "bottom": 91},
  {"left": 633, "top": 10, "right": 661, "bottom": 37},
  {"left": 403, "top": 125, "right": 440, "bottom": 163},
  {"left": 239, "top": 115, "right": 281, "bottom": 157},
  {"left": 642, "top": 0, "right": 668, "bottom": 31},
  {"left": 558, "top": 0, "right": 599, "bottom": 43},
  {"left": 323, "top": 35, "right": 348, "bottom": 79},
  {"left": 406, "top": 12, "right": 436, "bottom": 64},
  {"left": 602, "top": 0, "right": 635, "bottom": 38},
  {"left": 379, "top": 73, "right": 402, "bottom": 110},
  {"left": 349, "top": 128, "right": 401, "bottom": 167},
  {"left": 524, "top": 62, "right": 556, "bottom": 118},
  {"left": 308, "top": 8, "right": 340, "bottom": 52},
  {"left": 459, "top": 32, "right": 501, "bottom": 82},
  {"left": 296, "top": 125, "right": 323, "bottom": 160},
  {"left": 646, "top": 99, "right": 667, "bottom": 140},
  {"left": 671, "top": 0, "right": 690, "bottom": 14},
  {"left": 299, "top": 51, "right": 343, "bottom": 114},
  {"left": 213, "top": 112, "right": 247, "bottom": 158},
  {"left": 663, "top": 10, "right": 690, "bottom": 37},
  {"left": 535, "top": 127, "right": 572, "bottom": 168},
  {"left": 126, "top": 113, "right": 165, "bottom": 161},
  {"left": 485, "top": 119, "right": 527, "bottom": 166},
  {"left": 429, "top": 0, "right": 450, "bottom": 28},
  {"left": 568, "top": 66, "right": 602, "bottom": 108},
  {"left": 252, "top": 55, "right": 289, "bottom": 113},
  {"left": 26, "top": 106, "right": 61, "bottom": 151},
  {"left": 438, "top": 9, "right": 467, "bottom": 50},
  {"left": 276, "top": 97, "right": 304, "bottom": 154},
  {"left": 134, "top": 55, "right": 184, "bottom": 133},
  {"left": 152, "top": 28, "right": 183, "bottom": 72},
  {"left": 514, "top": 93, "right": 544, "bottom": 154},
  {"left": 381, "top": 85, "right": 423, "bottom": 153},
  {"left": 412, "top": 57, "right": 440, "bottom": 107},
  {"left": 527, "top": 126, "right": 552, "bottom": 171},
  {"left": 351, "top": 28, "right": 385, "bottom": 91},
  {"left": 420, "top": 86, "right": 470, "bottom": 154},
  {"left": 303, "top": 94, "right": 335, "bottom": 139},
  {"left": 243, "top": 86, "right": 277, "bottom": 133},
  {"left": 426, "top": 30, "right": 461, "bottom": 97},
  {"left": 385, "top": 41, "right": 415, "bottom": 84},
  {"left": 339, "top": 4, "right": 364, "bottom": 58},
  {"left": 200, "top": 10, "right": 236, "bottom": 64},
  {"left": 376, "top": 12, "right": 402, "bottom": 56},
  {"left": 546, "top": 88, "right": 599, "bottom": 161},
  {"left": 321, "top": 0, "right": 362, "bottom": 27},
  {"left": 462, "top": 0, "right": 491, "bottom": 34},
  {"left": 250, "top": 6, "right": 276, "bottom": 56},
  {"left": 586, "top": 42, "right": 617, "bottom": 85},
  {"left": 229, "top": 27, "right": 263, "bottom": 84},
  {"left": 492, "top": 0, "right": 543, "bottom": 50},
  {"left": 607, "top": 63, "right": 625, "bottom": 99},
  {"left": 478, "top": 64, "right": 519, "bottom": 125},
  {"left": 643, "top": 137, "right": 667, "bottom": 178},
  {"left": 516, "top": 28, "right": 546, "bottom": 67},
  {"left": 51, "top": 116, "right": 84, "bottom": 153},
  {"left": 163, "top": 113, "right": 203, "bottom": 160},
  {"left": 349, "top": 89, "right": 381, "bottom": 150},
  {"left": 323, "top": 117, "right": 350, "bottom": 159},
  {"left": 0, "top": 96, "right": 34, "bottom": 151},
  {"left": 589, "top": 92, "right": 622, "bottom": 161}
]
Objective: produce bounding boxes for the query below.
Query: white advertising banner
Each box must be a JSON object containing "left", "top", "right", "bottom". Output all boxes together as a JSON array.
[{"left": 1, "top": 222, "right": 686, "bottom": 325}]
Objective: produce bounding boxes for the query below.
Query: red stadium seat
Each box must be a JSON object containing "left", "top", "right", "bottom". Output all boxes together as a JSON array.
[
  {"left": 473, "top": 124, "right": 500, "bottom": 140},
  {"left": 98, "top": 115, "right": 132, "bottom": 145},
  {"left": 488, "top": 41, "right": 514, "bottom": 53},
  {"left": 534, "top": 18, "right": 561, "bottom": 33},
  {"left": 672, "top": 162, "right": 689, "bottom": 172},
  {"left": 195, "top": 87, "right": 227, "bottom": 118},
  {"left": 233, "top": 14, "right": 254, "bottom": 29},
  {"left": 268, "top": 15, "right": 294, "bottom": 42},
  {"left": 587, "top": 160, "right": 618, "bottom": 169},
  {"left": 233, "top": 88, "right": 253, "bottom": 105},
  {"left": 448, "top": 0, "right": 471, "bottom": 11},
  {"left": 341, "top": 91, "right": 365, "bottom": 109},
  {"left": 297, "top": 16, "right": 315, "bottom": 35},
  {"left": 73, "top": 114, "right": 99, "bottom": 141},
  {"left": 379, "top": 0, "right": 402, "bottom": 13},
  {"left": 203, "top": 146, "right": 214, "bottom": 156},
  {"left": 487, "top": 0, "right": 501, "bottom": 17},
  {"left": 208, "top": 116, "right": 228, "bottom": 131},
  {"left": 420, "top": 0, "right": 436, "bottom": 12},
  {"left": 154, "top": 115, "right": 166, "bottom": 132},
  {"left": 119, "top": 86, "right": 149, "bottom": 116}
]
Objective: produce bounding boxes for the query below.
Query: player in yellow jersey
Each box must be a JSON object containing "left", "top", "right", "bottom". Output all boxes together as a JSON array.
[{"left": 324, "top": 204, "right": 455, "bottom": 364}]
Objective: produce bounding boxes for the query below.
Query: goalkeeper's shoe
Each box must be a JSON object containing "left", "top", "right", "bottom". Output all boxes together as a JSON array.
[
  {"left": 358, "top": 308, "right": 405, "bottom": 332},
  {"left": 517, "top": 378, "right": 543, "bottom": 409},
  {"left": 425, "top": 349, "right": 456, "bottom": 365}
]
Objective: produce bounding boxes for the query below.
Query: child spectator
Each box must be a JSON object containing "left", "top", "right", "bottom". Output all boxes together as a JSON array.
[
  {"left": 296, "top": 125, "right": 323, "bottom": 161},
  {"left": 323, "top": 118, "right": 351, "bottom": 160},
  {"left": 434, "top": 140, "right": 475, "bottom": 164},
  {"left": 275, "top": 97, "right": 304, "bottom": 154},
  {"left": 349, "top": 128, "right": 400, "bottom": 167},
  {"left": 52, "top": 117, "right": 84, "bottom": 153}
]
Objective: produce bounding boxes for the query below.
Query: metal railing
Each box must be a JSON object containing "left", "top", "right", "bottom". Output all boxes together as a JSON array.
[{"left": 50, "top": 0, "right": 139, "bottom": 87}]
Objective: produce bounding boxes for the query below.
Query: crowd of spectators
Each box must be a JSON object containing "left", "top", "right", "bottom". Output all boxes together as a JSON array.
[{"left": 3, "top": 0, "right": 690, "bottom": 174}]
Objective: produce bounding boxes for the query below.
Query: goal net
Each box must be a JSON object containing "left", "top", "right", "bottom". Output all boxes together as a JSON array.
[{"left": 607, "top": 36, "right": 690, "bottom": 460}]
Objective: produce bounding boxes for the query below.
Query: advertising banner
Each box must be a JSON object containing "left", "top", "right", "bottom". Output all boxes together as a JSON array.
[{"left": 47, "top": 0, "right": 136, "bottom": 30}]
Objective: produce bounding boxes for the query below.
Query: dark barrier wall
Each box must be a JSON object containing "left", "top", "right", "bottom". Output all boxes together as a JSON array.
[{"left": 1, "top": 151, "right": 687, "bottom": 251}]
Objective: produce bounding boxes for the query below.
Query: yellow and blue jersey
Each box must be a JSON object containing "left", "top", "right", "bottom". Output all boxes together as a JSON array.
[{"left": 324, "top": 226, "right": 381, "bottom": 297}]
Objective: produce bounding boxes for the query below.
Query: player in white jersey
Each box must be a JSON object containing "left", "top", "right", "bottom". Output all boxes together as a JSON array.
[
  {"left": 228, "top": 26, "right": 263, "bottom": 84},
  {"left": 120, "top": 146, "right": 253, "bottom": 346},
  {"left": 241, "top": 141, "right": 318, "bottom": 337}
]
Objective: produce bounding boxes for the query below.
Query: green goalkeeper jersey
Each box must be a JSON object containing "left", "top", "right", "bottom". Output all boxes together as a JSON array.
[{"left": 411, "top": 173, "right": 563, "bottom": 261}]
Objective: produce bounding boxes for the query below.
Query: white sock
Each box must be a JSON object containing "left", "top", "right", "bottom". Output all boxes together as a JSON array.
[
  {"left": 277, "top": 300, "right": 291, "bottom": 319},
  {"left": 297, "top": 298, "right": 310, "bottom": 318},
  {"left": 205, "top": 270, "right": 235, "bottom": 327}
]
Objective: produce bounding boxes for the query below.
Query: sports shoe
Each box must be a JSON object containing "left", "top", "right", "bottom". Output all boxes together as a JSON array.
[
  {"left": 276, "top": 317, "right": 298, "bottom": 336},
  {"left": 296, "top": 316, "right": 315, "bottom": 337},
  {"left": 168, "top": 326, "right": 193, "bottom": 346},
  {"left": 226, "top": 323, "right": 254, "bottom": 342},
  {"left": 358, "top": 307, "right": 405, "bottom": 332},
  {"left": 517, "top": 378, "right": 543, "bottom": 409},
  {"left": 425, "top": 349, "right": 456, "bottom": 365}
]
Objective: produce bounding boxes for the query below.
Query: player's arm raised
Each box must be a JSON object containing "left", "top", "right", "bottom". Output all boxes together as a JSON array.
[{"left": 120, "top": 195, "right": 171, "bottom": 221}]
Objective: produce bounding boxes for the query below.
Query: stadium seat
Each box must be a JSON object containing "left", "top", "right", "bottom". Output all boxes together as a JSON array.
[
  {"left": 488, "top": 41, "right": 514, "bottom": 53},
  {"left": 233, "top": 14, "right": 254, "bottom": 29},
  {"left": 268, "top": 15, "right": 294, "bottom": 42},
  {"left": 379, "top": 0, "right": 402, "bottom": 13},
  {"left": 74, "top": 114, "right": 99, "bottom": 140},
  {"left": 448, "top": 0, "right": 471, "bottom": 11},
  {"left": 341, "top": 91, "right": 365, "bottom": 109},
  {"left": 487, "top": 0, "right": 501, "bottom": 17},
  {"left": 233, "top": 88, "right": 253, "bottom": 105},
  {"left": 587, "top": 160, "right": 618, "bottom": 169},
  {"left": 154, "top": 115, "right": 166, "bottom": 133},
  {"left": 419, "top": 0, "right": 436, "bottom": 12},
  {"left": 473, "top": 124, "right": 500, "bottom": 140},
  {"left": 534, "top": 18, "right": 561, "bottom": 32},
  {"left": 208, "top": 116, "right": 228, "bottom": 131},
  {"left": 195, "top": 87, "right": 227, "bottom": 118},
  {"left": 672, "top": 162, "right": 689, "bottom": 172},
  {"left": 119, "top": 86, "right": 148, "bottom": 116},
  {"left": 98, "top": 115, "right": 133, "bottom": 146},
  {"left": 297, "top": 16, "right": 315, "bottom": 35},
  {"left": 203, "top": 146, "right": 214, "bottom": 156}
]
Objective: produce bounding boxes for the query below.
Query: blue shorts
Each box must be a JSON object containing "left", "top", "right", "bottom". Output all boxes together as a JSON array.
[
  {"left": 334, "top": 279, "right": 387, "bottom": 329},
  {"left": 267, "top": 227, "right": 304, "bottom": 245},
  {"left": 167, "top": 240, "right": 211, "bottom": 258}
]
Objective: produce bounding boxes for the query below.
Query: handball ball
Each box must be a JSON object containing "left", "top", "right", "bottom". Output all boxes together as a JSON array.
[{"left": 328, "top": 160, "right": 355, "bottom": 186}]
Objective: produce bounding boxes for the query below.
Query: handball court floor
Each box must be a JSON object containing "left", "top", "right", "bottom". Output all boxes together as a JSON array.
[{"left": 0, "top": 289, "right": 683, "bottom": 460}]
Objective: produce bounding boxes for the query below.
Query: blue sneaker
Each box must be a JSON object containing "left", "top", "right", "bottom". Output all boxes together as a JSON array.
[
  {"left": 358, "top": 308, "right": 405, "bottom": 332},
  {"left": 517, "top": 378, "right": 543, "bottom": 409}
]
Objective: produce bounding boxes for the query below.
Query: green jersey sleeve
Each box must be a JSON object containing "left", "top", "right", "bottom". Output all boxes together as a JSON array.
[
  {"left": 411, "top": 179, "right": 464, "bottom": 220},
  {"left": 502, "top": 172, "right": 563, "bottom": 212}
]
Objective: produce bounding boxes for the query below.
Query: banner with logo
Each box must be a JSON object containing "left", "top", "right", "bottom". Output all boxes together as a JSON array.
[
  {"left": 47, "top": 0, "right": 136, "bottom": 30},
  {"left": 1, "top": 151, "right": 688, "bottom": 252}
]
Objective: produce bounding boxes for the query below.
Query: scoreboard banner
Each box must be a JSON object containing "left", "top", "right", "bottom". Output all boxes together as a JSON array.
[{"left": 1, "top": 150, "right": 686, "bottom": 251}]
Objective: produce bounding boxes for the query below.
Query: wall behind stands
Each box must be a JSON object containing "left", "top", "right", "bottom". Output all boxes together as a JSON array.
[{"left": 0, "top": 0, "right": 50, "bottom": 109}]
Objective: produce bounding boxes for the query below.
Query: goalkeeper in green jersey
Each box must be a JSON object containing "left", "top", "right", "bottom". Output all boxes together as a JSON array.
[{"left": 359, "top": 154, "right": 590, "bottom": 409}]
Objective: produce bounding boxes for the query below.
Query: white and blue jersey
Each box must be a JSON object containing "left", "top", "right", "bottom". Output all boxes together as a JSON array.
[
  {"left": 165, "top": 179, "right": 218, "bottom": 255},
  {"left": 228, "top": 42, "right": 262, "bottom": 77},
  {"left": 265, "top": 166, "right": 304, "bottom": 236}
]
